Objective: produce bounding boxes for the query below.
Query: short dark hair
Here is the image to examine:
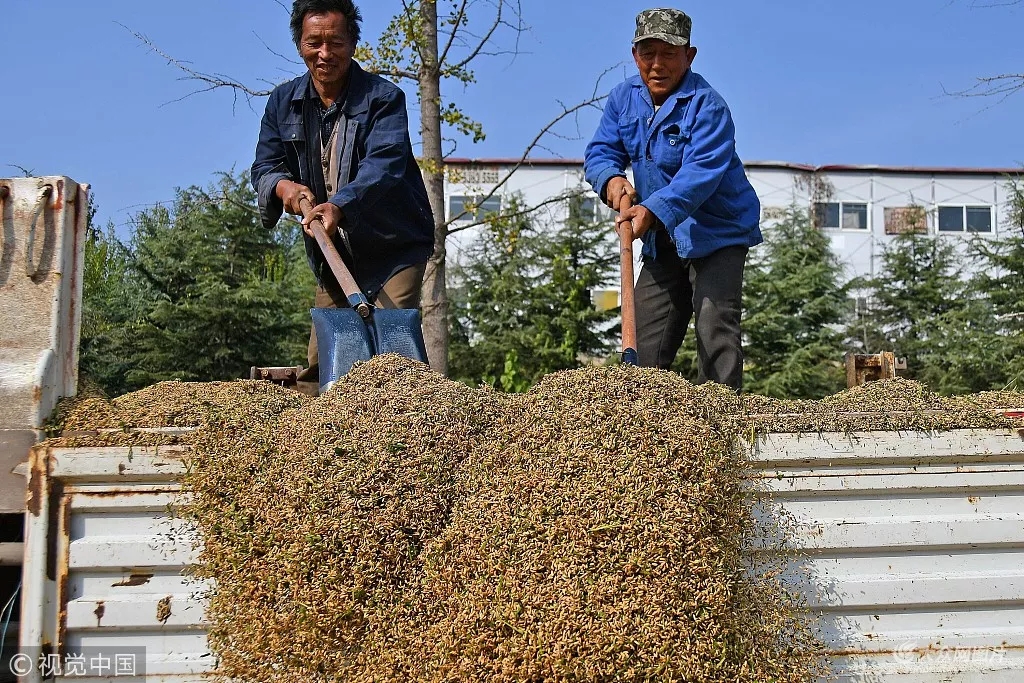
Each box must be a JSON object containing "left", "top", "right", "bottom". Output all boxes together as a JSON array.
[{"left": 290, "top": 0, "right": 362, "bottom": 48}]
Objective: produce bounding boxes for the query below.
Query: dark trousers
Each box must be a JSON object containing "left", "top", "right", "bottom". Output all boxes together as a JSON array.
[{"left": 634, "top": 230, "right": 747, "bottom": 390}]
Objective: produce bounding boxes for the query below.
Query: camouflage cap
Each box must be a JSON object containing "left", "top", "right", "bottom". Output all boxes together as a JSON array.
[{"left": 633, "top": 8, "right": 691, "bottom": 47}]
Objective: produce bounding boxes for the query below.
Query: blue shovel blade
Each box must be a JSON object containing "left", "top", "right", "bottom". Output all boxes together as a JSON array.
[
  {"left": 372, "top": 308, "right": 428, "bottom": 363},
  {"left": 311, "top": 307, "right": 429, "bottom": 392},
  {"left": 311, "top": 307, "right": 373, "bottom": 391}
]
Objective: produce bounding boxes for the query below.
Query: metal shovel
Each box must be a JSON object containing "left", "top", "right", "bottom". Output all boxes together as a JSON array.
[{"left": 299, "top": 198, "right": 428, "bottom": 392}]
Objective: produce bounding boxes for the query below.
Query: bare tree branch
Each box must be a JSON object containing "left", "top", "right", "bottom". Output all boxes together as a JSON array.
[
  {"left": 253, "top": 30, "right": 302, "bottom": 66},
  {"left": 443, "top": 67, "right": 615, "bottom": 227},
  {"left": 965, "top": 0, "right": 1022, "bottom": 7},
  {"left": 199, "top": 188, "right": 262, "bottom": 218},
  {"left": 368, "top": 67, "right": 421, "bottom": 81},
  {"left": 120, "top": 23, "right": 275, "bottom": 110},
  {"left": 447, "top": 0, "right": 519, "bottom": 71},
  {"left": 944, "top": 0, "right": 1023, "bottom": 105},
  {"left": 5, "top": 164, "right": 35, "bottom": 177},
  {"left": 439, "top": 0, "right": 470, "bottom": 66},
  {"left": 944, "top": 73, "right": 1024, "bottom": 107}
]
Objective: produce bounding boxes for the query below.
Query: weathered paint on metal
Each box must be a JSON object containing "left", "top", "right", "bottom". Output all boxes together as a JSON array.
[
  {"left": 20, "top": 446, "right": 209, "bottom": 682},
  {"left": 0, "top": 176, "right": 89, "bottom": 514},
  {"left": 19, "top": 447, "right": 54, "bottom": 682}
]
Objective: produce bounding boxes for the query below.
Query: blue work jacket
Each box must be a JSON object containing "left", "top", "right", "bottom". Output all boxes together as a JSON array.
[
  {"left": 252, "top": 62, "right": 434, "bottom": 298},
  {"left": 585, "top": 69, "right": 761, "bottom": 259}
]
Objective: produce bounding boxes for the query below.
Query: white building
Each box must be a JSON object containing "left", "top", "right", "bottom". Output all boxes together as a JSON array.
[{"left": 444, "top": 159, "right": 1022, "bottom": 283}]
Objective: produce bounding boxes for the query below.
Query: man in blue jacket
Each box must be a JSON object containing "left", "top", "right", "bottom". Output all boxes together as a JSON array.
[
  {"left": 252, "top": 0, "right": 434, "bottom": 380},
  {"left": 584, "top": 8, "right": 761, "bottom": 390}
]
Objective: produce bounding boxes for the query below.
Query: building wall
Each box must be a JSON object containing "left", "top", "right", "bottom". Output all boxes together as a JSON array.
[
  {"left": 444, "top": 163, "right": 603, "bottom": 268},
  {"left": 750, "top": 166, "right": 1016, "bottom": 281},
  {"left": 443, "top": 160, "right": 1020, "bottom": 283}
]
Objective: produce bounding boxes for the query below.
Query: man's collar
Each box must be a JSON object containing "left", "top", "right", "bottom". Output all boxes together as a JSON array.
[
  {"left": 291, "top": 61, "right": 370, "bottom": 115},
  {"left": 341, "top": 61, "right": 370, "bottom": 116},
  {"left": 631, "top": 68, "right": 698, "bottom": 107},
  {"left": 675, "top": 68, "right": 698, "bottom": 100},
  {"left": 291, "top": 72, "right": 311, "bottom": 102}
]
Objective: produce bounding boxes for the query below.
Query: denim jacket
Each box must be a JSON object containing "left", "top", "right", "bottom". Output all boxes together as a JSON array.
[
  {"left": 252, "top": 62, "right": 434, "bottom": 297},
  {"left": 585, "top": 69, "right": 761, "bottom": 259}
]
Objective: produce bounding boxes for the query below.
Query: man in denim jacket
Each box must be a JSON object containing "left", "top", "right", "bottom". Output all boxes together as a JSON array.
[
  {"left": 252, "top": 0, "right": 434, "bottom": 379},
  {"left": 585, "top": 8, "right": 761, "bottom": 390}
]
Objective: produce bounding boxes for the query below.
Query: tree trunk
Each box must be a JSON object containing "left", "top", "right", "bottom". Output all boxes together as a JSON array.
[{"left": 417, "top": 0, "right": 449, "bottom": 375}]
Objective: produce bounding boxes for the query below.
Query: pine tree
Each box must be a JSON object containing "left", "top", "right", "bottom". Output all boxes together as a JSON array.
[
  {"left": 78, "top": 197, "right": 144, "bottom": 397},
  {"left": 860, "top": 231, "right": 969, "bottom": 391},
  {"left": 964, "top": 174, "right": 1024, "bottom": 389},
  {"left": 449, "top": 194, "right": 617, "bottom": 390},
  {"left": 527, "top": 196, "right": 618, "bottom": 368},
  {"left": 742, "top": 206, "right": 848, "bottom": 398},
  {"left": 109, "top": 171, "right": 313, "bottom": 390},
  {"left": 449, "top": 200, "right": 536, "bottom": 391}
]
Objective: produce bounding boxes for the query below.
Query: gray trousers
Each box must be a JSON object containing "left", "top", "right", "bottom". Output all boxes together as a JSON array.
[{"left": 634, "top": 230, "right": 747, "bottom": 390}]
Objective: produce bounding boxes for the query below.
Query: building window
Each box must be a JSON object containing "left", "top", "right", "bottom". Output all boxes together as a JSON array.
[
  {"left": 448, "top": 195, "right": 501, "bottom": 222},
  {"left": 937, "top": 206, "right": 963, "bottom": 231},
  {"left": 576, "top": 196, "right": 612, "bottom": 223},
  {"left": 883, "top": 206, "right": 928, "bottom": 235},
  {"left": 966, "top": 206, "right": 993, "bottom": 232},
  {"left": 937, "top": 205, "right": 992, "bottom": 233},
  {"left": 814, "top": 202, "right": 868, "bottom": 230}
]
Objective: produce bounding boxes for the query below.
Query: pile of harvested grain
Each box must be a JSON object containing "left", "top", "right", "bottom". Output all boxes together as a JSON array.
[
  {"left": 184, "top": 359, "right": 505, "bottom": 681},
  {"left": 368, "top": 367, "right": 819, "bottom": 682},
  {"left": 46, "top": 380, "right": 308, "bottom": 447},
  {"left": 170, "top": 359, "right": 824, "bottom": 682},
  {"left": 745, "top": 377, "right": 1024, "bottom": 433},
  {"left": 50, "top": 363, "right": 1019, "bottom": 682}
]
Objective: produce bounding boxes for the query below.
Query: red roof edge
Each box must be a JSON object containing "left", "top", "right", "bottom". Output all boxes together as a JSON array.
[{"left": 442, "top": 158, "right": 1024, "bottom": 176}]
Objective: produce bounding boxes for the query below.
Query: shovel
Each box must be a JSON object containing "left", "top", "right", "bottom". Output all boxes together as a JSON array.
[
  {"left": 300, "top": 197, "right": 428, "bottom": 392},
  {"left": 616, "top": 198, "right": 639, "bottom": 365}
]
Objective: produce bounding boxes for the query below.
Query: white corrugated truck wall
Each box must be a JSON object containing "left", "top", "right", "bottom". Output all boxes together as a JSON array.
[
  {"left": 750, "top": 429, "right": 1024, "bottom": 681},
  {"left": 18, "top": 428, "right": 1024, "bottom": 681},
  {"left": 20, "top": 443, "right": 209, "bottom": 683}
]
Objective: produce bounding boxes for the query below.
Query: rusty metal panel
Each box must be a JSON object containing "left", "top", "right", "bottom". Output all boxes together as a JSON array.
[
  {"left": 0, "top": 177, "right": 88, "bottom": 514},
  {"left": 0, "top": 429, "right": 39, "bottom": 515},
  {"left": 19, "top": 445, "right": 212, "bottom": 682},
  {"left": 749, "top": 429, "right": 1024, "bottom": 681}
]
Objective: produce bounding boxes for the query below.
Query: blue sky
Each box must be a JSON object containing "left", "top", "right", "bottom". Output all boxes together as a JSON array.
[{"left": 1, "top": 0, "right": 1022, "bottom": 233}]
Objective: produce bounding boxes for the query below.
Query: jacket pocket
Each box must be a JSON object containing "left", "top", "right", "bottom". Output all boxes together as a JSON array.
[
  {"left": 617, "top": 119, "right": 642, "bottom": 161},
  {"left": 280, "top": 121, "right": 304, "bottom": 144},
  {"left": 656, "top": 128, "right": 688, "bottom": 173}
]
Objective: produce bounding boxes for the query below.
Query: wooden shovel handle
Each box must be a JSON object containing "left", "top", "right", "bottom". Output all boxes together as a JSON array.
[
  {"left": 298, "top": 197, "right": 371, "bottom": 317},
  {"left": 617, "top": 199, "right": 638, "bottom": 359}
]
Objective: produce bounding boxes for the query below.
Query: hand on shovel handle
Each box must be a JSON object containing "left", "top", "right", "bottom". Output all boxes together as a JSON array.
[
  {"left": 617, "top": 197, "right": 639, "bottom": 365},
  {"left": 298, "top": 197, "right": 372, "bottom": 319}
]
